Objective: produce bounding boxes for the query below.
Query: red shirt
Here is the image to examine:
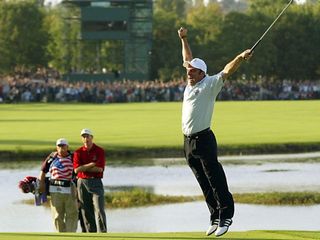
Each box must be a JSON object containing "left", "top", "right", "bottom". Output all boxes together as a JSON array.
[{"left": 73, "top": 143, "right": 105, "bottom": 179}]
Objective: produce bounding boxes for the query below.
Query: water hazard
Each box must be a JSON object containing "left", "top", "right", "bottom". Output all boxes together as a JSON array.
[{"left": 0, "top": 156, "right": 319, "bottom": 232}]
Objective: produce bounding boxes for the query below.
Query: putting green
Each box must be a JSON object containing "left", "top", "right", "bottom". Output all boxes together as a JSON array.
[{"left": 0, "top": 230, "right": 319, "bottom": 240}]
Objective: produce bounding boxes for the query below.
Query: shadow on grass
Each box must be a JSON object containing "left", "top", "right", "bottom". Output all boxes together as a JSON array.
[{"left": 0, "top": 139, "right": 53, "bottom": 146}]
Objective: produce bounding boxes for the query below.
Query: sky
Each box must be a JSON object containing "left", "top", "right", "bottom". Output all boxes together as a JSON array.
[{"left": 44, "top": 0, "right": 62, "bottom": 6}]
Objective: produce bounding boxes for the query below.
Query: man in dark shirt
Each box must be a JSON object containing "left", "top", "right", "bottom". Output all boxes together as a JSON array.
[{"left": 73, "top": 128, "right": 107, "bottom": 232}]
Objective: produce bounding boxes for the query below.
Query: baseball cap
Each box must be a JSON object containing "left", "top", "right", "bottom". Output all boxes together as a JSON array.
[
  {"left": 183, "top": 58, "right": 207, "bottom": 74},
  {"left": 56, "top": 138, "right": 68, "bottom": 146},
  {"left": 80, "top": 128, "right": 93, "bottom": 136}
]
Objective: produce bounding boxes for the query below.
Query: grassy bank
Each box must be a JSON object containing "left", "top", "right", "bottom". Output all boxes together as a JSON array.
[
  {"left": 0, "top": 231, "right": 320, "bottom": 240},
  {"left": 234, "top": 192, "right": 320, "bottom": 205},
  {"left": 0, "top": 101, "right": 319, "bottom": 159},
  {"left": 106, "top": 190, "right": 320, "bottom": 208},
  {"left": 22, "top": 189, "right": 320, "bottom": 208},
  {"left": 105, "top": 188, "right": 202, "bottom": 208}
]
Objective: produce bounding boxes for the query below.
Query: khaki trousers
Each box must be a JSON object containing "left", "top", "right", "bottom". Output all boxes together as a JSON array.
[{"left": 50, "top": 185, "right": 78, "bottom": 232}]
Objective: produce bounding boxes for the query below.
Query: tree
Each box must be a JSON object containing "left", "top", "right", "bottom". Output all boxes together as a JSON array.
[
  {"left": 273, "top": 4, "right": 320, "bottom": 80},
  {"left": 305, "top": 0, "right": 318, "bottom": 4},
  {"left": 46, "top": 3, "right": 126, "bottom": 74},
  {"left": 151, "top": 9, "right": 181, "bottom": 80},
  {"left": 44, "top": 4, "right": 84, "bottom": 73},
  {"left": 248, "top": 0, "right": 290, "bottom": 14},
  {"left": 220, "top": 0, "right": 248, "bottom": 13},
  {"left": 154, "top": 0, "right": 187, "bottom": 19},
  {"left": 212, "top": 11, "right": 266, "bottom": 78},
  {"left": 186, "top": 1, "right": 223, "bottom": 45},
  {"left": 184, "top": 2, "right": 224, "bottom": 74},
  {"left": 44, "top": 6, "right": 68, "bottom": 72},
  {"left": 0, "top": 0, "right": 49, "bottom": 73},
  {"left": 150, "top": 0, "right": 188, "bottom": 80}
]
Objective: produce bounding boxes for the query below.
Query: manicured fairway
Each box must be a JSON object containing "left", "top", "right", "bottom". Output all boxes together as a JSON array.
[
  {"left": 0, "top": 231, "right": 319, "bottom": 240},
  {"left": 0, "top": 100, "right": 319, "bottom": 152}
]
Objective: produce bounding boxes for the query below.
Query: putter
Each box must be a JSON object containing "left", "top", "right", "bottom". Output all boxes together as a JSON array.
[{"left": 250, "top": 0, "right": 294, "bottom": 53}]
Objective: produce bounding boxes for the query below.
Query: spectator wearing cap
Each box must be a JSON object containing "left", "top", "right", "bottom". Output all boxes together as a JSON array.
[
  {"left": 38, "top": 138, "right": 78, "bottom": 232},
  {"left": 73, "top": 128, "right": 107, "bottom": 233},
  {"left": 178, "top": 27, "right": 252, "bottom": 237}
]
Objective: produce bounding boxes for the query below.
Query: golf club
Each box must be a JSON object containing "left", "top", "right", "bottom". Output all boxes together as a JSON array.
[{"left": 250, "top": 0, "right": 294, "bottom": 53}]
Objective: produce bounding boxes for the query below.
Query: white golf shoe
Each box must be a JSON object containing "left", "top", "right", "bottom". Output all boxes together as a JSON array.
[
  {"left": 205, "top": 219, "right": 219, "bottom": 236},
  {"left": 215, "top": 218, "right": 232, "bottom": 237}
]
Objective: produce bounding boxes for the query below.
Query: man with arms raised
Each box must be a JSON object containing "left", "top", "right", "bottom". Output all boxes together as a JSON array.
[{"left": 178, "top": 27, "right": 252, "bottom": 237}]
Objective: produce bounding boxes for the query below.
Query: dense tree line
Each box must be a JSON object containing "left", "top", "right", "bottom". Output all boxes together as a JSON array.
[
  {"left": 0, "top": 0, "right": 319, "bottom": 82},
  {"left": 0, "top": 0, "right": 49, "bottom": 72}
]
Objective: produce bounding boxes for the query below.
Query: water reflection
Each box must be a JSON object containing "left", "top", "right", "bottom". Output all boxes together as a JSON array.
[
  {"left": 0, "top": 159, "right": 319, "bottom": 232},
  {"left": 107, "top": 202, "right": 320, "bottom": 232},
  {"left": 105, "top": 162, "right": 320, "bottom": 195}
]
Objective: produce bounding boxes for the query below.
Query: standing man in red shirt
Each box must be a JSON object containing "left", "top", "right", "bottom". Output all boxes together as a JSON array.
[{"left": 73, "top": 128, "right": 107, "bottom": 232}]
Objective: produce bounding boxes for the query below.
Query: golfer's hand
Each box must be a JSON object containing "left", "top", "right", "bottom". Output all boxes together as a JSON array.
[
  {"left": 241, "top": 49, "right": 253, "bottom": 61},
  {"left": 178, "top": 27, "right": 187, "bottom": 39}
]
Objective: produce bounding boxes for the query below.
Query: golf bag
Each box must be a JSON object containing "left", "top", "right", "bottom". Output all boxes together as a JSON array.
[{"left": 18, "top": 176, "right": 49, "bottom": 206}]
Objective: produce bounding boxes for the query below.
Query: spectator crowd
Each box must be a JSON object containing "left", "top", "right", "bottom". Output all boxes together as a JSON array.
[{"left": 1, "top": 70, "right": 319, "bottom": 103}]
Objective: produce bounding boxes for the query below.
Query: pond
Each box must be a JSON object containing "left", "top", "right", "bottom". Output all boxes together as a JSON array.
[{"left": 0, "top": 156, "right": 319, "bottom": 232}]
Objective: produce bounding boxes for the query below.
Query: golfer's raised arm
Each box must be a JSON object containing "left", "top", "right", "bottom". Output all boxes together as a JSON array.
[
  {"left": 222, "top": 49, "right": 252, "bottom": 80},
  {"left": 178, "top": 27, "right": 192, "bottom": 62}
]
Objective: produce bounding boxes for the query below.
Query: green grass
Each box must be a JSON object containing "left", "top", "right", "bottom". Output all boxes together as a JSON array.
[
  {"left": 105, "top": 188, "right": 202, "bottom": 208},
  {"left": 0, "top": 101, "right": 319, "bottom": 155},
  {"left": 0, "top": 231, "right": 319, "bottom": 240},
  {"left": 234, "top": 192, "right": 320, "bottom": 205},
  {"left": 22, "top": 189, "right": 320, "bottom": 208},
  {"left": 108, "top": 191, "right": 320, "bottom": 207}
]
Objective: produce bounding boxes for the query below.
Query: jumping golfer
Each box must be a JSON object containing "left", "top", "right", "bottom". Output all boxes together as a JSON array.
[
  {"left": 73, "top": 128, "right": 107, "bottom": 233},
  {"left": 178, "top": 27, "right": 252, "bottom": 237}
]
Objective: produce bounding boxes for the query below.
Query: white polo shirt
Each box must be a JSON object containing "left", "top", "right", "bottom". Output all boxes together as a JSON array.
[{"left": 182, "top": 72, "right": 224, "bottom": 136}]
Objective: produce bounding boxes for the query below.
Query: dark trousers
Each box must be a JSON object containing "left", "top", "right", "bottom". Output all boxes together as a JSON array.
[
  {"left": 183, "top": 129, "right": 234, "bottom": 222},
  {"left": 77, "top": 178, "right": 107, "bottom": 232}
]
